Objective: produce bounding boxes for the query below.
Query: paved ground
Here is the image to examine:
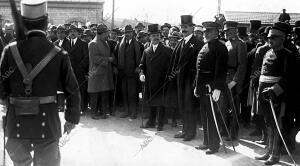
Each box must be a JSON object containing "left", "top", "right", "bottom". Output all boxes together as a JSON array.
[{"left": 0, "top": 107, "right": 299, "bottom": 166}]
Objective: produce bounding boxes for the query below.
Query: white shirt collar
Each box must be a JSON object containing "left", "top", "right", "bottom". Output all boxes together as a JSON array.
[
  {"left": 152, "top": 43, "right": 158, "bottom": 52},
  {"left": 59, "top": 39, "right": 63, "bottom": 47},
  {"left": 184, "top": 34, "right": 193, "bottom": 44},
  {"left": 72, "top": 37, "right": 78, "bottom": 45}
]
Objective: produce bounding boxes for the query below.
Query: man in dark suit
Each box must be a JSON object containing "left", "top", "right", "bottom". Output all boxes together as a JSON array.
[
  {"left": 139, "top": 24, "right": 172, "bottom": 131},
  {"left": 54, "top": 25, "right": 71, "bottom": 52},
  {"left": 166, "top": 15, "right": 203, "bottom": 141},
  {"left": 68, "top": 25, "right": 89, "bottom": 113},
  {"left": 194, "top": 21, "right": 228, "bottom": 154},
  {"left": 116, "top": 25, "right": 144, "bottom": 119},
  {"left": 0, "top": 1, "right": 80, "bottom": 165}
]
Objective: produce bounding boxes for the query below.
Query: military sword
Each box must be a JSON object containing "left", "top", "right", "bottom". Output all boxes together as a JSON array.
[
  {"left": 227, "top": 88, "right": 241, "bottom": 130},
  {"left": 269, "top": 99, "right": 296, "bottom": 166},
  {"left": 206, "top": 84, "right": 227, "bottom": 153}
]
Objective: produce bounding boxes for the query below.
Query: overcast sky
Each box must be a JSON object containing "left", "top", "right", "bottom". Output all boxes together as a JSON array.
[{"left": 103, "top": 0, "right": 300, "bottom": 25}]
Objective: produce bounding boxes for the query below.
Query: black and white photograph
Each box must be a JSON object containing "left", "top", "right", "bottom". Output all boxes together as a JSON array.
[{"left": 0, "top": 0, "right": 300, "bottom": 165}]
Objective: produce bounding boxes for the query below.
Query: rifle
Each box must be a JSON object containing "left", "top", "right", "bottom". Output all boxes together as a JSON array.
[{"left": 9, "top": 0, "right": 26, "bottom": 41}]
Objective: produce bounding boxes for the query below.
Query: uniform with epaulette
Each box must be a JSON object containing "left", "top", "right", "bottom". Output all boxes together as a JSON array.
[
  {"left": 255, "top": 22, "right": 297, "bottom": 165},
  {"left": 0, "top": 1, "right": 80, "bottom": 165}
]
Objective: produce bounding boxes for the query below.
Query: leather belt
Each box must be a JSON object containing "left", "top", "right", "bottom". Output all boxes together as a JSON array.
[{"left": 9, "top": 96, "right": 57, "bottom": 104}]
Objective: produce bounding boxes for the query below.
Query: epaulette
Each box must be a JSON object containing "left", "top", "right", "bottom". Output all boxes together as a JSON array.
[{"left": 283, "top": 47, "right": 292, "bottom": 53}]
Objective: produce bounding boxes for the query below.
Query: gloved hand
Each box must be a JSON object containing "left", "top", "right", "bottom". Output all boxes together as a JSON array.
[
  {"left": 64, "top": 121, "right": 75, "bottom": 134},
  {"left": 139, "top": 74, "right": 145, "bottom": 82},
  {"left": 168, "top": 70, "right": 177, "bottom": 80},
  {"left": 262, "top": 87, "right": 276, "bottom": 100},
  {"left": 194, "top": 88, "right": 200, "bottom": 98},
  {"left": 227, "top": 81, "right": 237, "bottom": 90},
  {"left": 212, "top": 89, "right": 221, "bottom": 102}
]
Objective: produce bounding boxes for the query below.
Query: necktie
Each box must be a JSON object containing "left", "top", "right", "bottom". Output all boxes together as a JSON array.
[{"left": 71, "top": 40, "right": 75, "bottom": 47}]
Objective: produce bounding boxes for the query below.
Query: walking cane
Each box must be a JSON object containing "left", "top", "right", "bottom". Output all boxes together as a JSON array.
[
  {"left": 206, "top": 84, "right": 227, "bottom": 153},
  {"left": 140, "top": 82, "right": 146, "bottom": 128},
  {"left": 215, "top": 101, "right": 236, "bottom": 152},
  {"left": 227, "top": 88, "right": 241, "bottom": 130},
  {"left": 2, "top": 115, "right": 6, "bottom": 166},
  {"left": 112, "top": 71, "right": 118, "bottom": 116},
  {"left": 269, "top": 99, "right": 296, "bottom": 166}
]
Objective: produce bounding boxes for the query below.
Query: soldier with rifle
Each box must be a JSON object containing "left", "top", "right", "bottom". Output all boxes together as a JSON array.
[{"left": 0, "top": 0, "right": 80, "bottom": 165}]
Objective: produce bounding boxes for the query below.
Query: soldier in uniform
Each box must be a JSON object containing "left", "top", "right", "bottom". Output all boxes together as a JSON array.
[
  {"left": 166, "top": 15, "right": 202, "bottom": 141},
  {"left": 222, "top": 21, "right": 247, "bottom": 140},
  {"left": 194, "top": 25, "right": 204, "bottom": 45},
  {"left": 254, "top": 22, "right": 297, "bottom": 165},
  {"left": 0, "top": 0, "right": 80, "bottom": 165},
  {"left": 194, "top": 21, "right": 228, "bottom": 154},
  {"left": 139, "top": 24, "right": 172, "bottom": 131}
]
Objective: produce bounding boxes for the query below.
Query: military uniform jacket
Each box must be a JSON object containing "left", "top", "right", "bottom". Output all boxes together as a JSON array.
[
  {"left": 165, "top": 35, "right": 202, "bottom": 112},
  {"left": 195, "top": 39, "right": 228, "bottom": 94},
  {"left": 139, "top": 42, "right": 172, "bottom": 106},
  {"left": 0, "top": 32, "right": 80, "bottom": 139},
  {"left": 225, "top": 37, "right": 247, "bottom": 93}
]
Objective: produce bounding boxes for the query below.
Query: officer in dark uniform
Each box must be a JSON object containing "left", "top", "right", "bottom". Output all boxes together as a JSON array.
[
  {"left": 194, "top": 21, "right": 228, "bottom": 154},
  {"left": 222, "top": 21, "right": 248, "bottom": 140},
  {"left": 254, "top": 22, "right": 297, "bottom": 165},
  {"left": 0, "top": 1, "right": 80, "bottom": 166}
]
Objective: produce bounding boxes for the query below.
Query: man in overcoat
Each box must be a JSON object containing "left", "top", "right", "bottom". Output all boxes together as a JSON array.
[
  {"left": 88, "top": 24, "right": 115, "bottom": 119},
  {"left": 139, "top": 24, "right": 172, "bottom": 131},
  {"left": 166, "top": 15, "right": 203, "bottom": 141}
]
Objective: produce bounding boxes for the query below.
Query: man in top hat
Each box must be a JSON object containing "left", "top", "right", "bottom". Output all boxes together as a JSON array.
[
  {"left": 221, "top": 21, "right": 247, "bottom": 140},
  {"left": 247, "top": 20, "right": 261, "bottom": 51},
  {"left": 116, "top": 24, "right": 144, "bottom": 119},
  {"left": 254, "top": 21, "right": 298, "bottom": 165},
  {"left": 138, "top": 24, "right": 172, "bottom": 131},
  {"left": 68, "top": 24, "right": 89, "bottom": 114},
  {"left": 88, "top": 24, "right": 115, "bottom": 119},
  {"left": 165, "top": 15, "right": 202, "bottom": 141},
  {"left": 0, "top": 0, "right": 80, "bottom": 165},
  {"left": 194, "top": 21, "right": 228, "bottom": 154}
]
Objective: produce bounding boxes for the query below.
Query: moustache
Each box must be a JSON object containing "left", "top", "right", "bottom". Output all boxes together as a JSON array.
[{"left": 182, "top": 30, "right": 188, "bottom": 33}]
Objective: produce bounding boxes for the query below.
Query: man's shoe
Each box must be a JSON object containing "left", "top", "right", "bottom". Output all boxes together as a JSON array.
[
  {"left": 255, "top": 153, "right": 270, "bottom": 160},
  {"left": 130, "top": 114, "right": 137, "bottom": 119},
  {"left": 174, "top": 131, "right": 185, "bottom": 138},
  {"left": 205, "top": 149, "right": 218, "bottom": 155},
  {"left": 195, "top": 144, "right": 208, "bottom": 150},
  {"left": 264, "top": 157, "right": 279, "bottom": 165},
  {"left": 183, "top": 135, "right": 195, "bottom": 141},
  {"left": 171, "top": 121, "right": 178, "bottom": 128},
  {"left": 101, "top": 114, "right": 108, "bottom": 119}
]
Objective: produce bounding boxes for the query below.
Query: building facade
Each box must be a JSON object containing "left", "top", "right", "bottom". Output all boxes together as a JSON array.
[{"left": 0, "top": 0, "right": 104, "bottom": 27}]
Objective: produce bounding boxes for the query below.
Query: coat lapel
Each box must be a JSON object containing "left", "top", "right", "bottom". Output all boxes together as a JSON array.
[{"left": 150, "top": 42, "right": 162, "bottom": 62}]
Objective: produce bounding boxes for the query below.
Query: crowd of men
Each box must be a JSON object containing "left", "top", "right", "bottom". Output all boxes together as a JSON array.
[{"left": 0, "top": 1, "right": 300, "bottom": 165}]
